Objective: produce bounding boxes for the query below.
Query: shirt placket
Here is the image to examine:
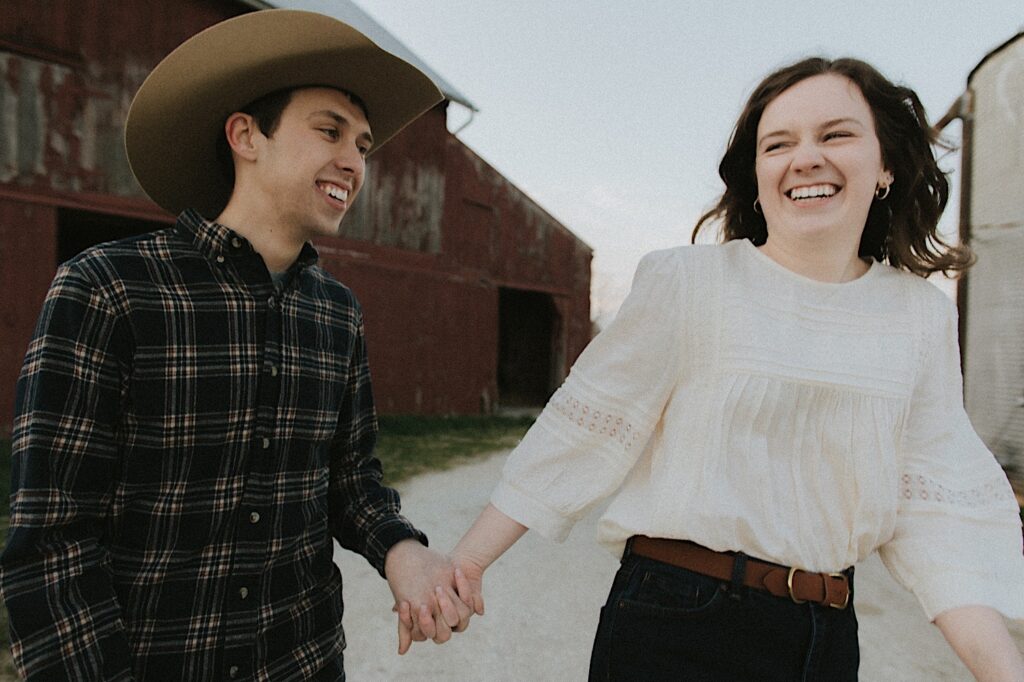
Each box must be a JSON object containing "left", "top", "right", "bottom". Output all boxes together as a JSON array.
[{"left": 221, "top": 241, "right": 285, "bottom": 681}]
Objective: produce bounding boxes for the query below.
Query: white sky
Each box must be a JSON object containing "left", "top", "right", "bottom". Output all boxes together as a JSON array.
[{"left": 281, "top": 0, "right": 1023, "bottom": 324}]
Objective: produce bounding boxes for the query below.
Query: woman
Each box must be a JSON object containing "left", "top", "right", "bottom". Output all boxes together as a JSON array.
[{"left": 415, "top": 57, "right": 1024, "bottom": 680}]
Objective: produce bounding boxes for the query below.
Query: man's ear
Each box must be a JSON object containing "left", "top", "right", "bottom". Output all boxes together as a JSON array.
[{"left": 224, "top": 112, "right": 260, "bottom": 162}]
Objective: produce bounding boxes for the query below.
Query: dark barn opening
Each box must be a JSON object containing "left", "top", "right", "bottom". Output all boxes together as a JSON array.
[
  {"left": 497, "top": 288, "right": 559, "bottom": 408},
  {"left": 58, "top": 208, "right": 167, "bottom": 265}
]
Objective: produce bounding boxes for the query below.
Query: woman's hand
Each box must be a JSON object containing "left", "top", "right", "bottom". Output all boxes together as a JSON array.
[
  {"left": 395, "top": 555, "right": 484, "bottom": 653},
  {"left": 385, "top": 540, "right": 475, "bottom": 654},
  {"left": 393, "top": 503, "right": 528, "bottom": 654}
]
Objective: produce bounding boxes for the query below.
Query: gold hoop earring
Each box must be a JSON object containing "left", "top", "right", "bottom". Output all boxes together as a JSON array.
[
  {"left": 753, "top": 197, "right": 762, "bottom": 214},
  {"left": 875, "top": 184, "right": 891, "bottom": 200}
]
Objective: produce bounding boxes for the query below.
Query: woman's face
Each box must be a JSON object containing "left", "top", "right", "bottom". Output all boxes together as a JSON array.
[{"left": 754, "top": 74, "right": 892, "bottom": 247}]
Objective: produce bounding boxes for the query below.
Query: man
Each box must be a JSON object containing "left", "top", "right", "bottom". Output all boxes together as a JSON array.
[{"left": 0, "top": 10, "right": 473, "bottom": 680}]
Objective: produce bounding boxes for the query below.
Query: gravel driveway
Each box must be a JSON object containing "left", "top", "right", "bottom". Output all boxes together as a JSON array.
[{"left": 336, "top": 451, "right": 1023, "bottom": 681}]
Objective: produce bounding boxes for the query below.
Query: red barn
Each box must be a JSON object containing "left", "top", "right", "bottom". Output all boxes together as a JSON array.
[{"left": 0, "top": 0, "right": 592, "bottom": 428}]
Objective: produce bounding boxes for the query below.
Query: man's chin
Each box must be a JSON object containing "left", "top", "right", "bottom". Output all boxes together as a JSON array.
[{"left": 306, "top": 219, "right": 344, "bottom": 241}]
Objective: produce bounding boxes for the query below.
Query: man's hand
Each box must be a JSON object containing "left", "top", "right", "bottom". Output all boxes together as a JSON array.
[{"left": 384, "top": 539, "right": 476, "bottom": 654}]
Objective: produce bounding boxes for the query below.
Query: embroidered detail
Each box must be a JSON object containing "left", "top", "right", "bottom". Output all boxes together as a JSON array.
[
  {"left": 900, "top": 472, "right": 1017, "bottom": 508},
  {"left": 549, "top": 388, "right": 641, "bottom": 453}
]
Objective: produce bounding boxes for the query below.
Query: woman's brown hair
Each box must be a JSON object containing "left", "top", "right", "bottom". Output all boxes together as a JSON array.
[{"left": 692, "top": 57, "right": 972, "bottom": 277}]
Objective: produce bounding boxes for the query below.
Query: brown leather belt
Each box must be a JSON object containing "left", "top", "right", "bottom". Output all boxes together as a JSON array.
[{"left": 629, "top": 536, "right": 851, "bottom": 610}]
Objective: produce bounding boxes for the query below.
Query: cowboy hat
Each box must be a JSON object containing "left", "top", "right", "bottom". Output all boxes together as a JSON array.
[{"left": 125, "top": 9, "right": 444, "bottom": 217}]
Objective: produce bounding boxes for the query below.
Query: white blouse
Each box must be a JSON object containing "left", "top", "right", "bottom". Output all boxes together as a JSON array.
[{"left": 491, "top": 239, "right": 1024, "bottom": 621}]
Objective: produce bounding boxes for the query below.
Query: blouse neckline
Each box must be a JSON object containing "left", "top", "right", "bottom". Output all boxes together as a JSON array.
[{"left": 737, "top": 238, "right": 879, "bottom": 290}]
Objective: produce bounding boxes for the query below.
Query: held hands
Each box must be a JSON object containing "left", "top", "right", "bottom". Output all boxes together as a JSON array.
[
  {"left": 386, "top": 504, "right": 522, "bottom": 654},
  {"left": 384, "top": 540, "right": 485, "bottom": 654}
]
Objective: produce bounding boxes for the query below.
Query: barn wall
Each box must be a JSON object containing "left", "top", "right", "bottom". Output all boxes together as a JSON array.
[
  {"left": 0, "top": 0, "right": 249, "bottom": 201},
  {"left": 441, "top": 138, "right": 591, "bottom": 378},
  {"left": 0, "top": 0, "right": 592, "bottom": 429},
  {"left": 0, "top": 199, "right": 58, "bottom": 426},
  {"left": 315, "top": 110, "right": 592, "bottom": 415},
  {"left": 0, "top": 1, "right": 252, "bottom": 433}
]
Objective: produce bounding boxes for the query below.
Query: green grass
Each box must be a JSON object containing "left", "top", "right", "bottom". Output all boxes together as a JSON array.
[{"left": 376, "top": 414, "right": 534, "bottom": 485}]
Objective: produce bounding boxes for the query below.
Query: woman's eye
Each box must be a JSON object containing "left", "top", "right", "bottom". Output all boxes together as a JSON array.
[
  {"left": 764, "top": 142, "right": 785, "bottom": 152},
  {"left": 824, "top": 131, "right": 852, "bottom": 141}
]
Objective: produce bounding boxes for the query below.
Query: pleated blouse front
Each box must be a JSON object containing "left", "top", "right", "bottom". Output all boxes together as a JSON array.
[{"left": 492, "top": 239, "right": 1024, "bottom": 621}]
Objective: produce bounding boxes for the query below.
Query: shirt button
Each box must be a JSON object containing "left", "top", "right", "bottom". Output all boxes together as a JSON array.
[
  {"left": 231, "top": 237, "right": 242, "bottom": 248},
  {"left": 270, "top": 364, "right": 279, "bottom": 377},
  {"left": 215, "top": 255, "right": 225, "bottom": 264},
  {"left": 267, "top": 296, "right": 276, "bottom": 309},
  {"left": 261, "top": 438, "right": 270, "bottom": 449},
  {"left": 239, "top": 586, "right": 249, "bottom": 600},
  {"left": 249, "top": 511, "right": 261, "bottom": 524},
  {"left": 228, "top": 665, "right": 239, "bottom": 678}
]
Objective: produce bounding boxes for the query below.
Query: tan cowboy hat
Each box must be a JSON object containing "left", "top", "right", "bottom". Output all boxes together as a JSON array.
[{"left": 125, "top": 9, "right": 444, "bottom": 217}]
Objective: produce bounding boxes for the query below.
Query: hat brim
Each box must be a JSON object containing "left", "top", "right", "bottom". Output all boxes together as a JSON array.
[{"left": 125, "top": 9, "right": 444, "bottom": 217}]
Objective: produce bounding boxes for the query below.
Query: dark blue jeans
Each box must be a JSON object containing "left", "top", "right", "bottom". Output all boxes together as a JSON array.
[{"left": 588, "top": 552, "right": 858, "bottom": 681}]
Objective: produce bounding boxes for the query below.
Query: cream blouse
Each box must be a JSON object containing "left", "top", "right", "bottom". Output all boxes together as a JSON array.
[{"left": 491, "top": 239, "right": 1024, "bottom": 621}]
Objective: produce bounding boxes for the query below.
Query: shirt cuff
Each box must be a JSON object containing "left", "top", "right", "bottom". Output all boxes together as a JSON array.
[
  {"left": 370, "top": 518, "right": 428, "bottom": 578},
  {"left": 914, "top": 566, "right": 1024, "bottom": 622},
  {"left": 491, "top": 478, "right": 575, "bottom": 542}
]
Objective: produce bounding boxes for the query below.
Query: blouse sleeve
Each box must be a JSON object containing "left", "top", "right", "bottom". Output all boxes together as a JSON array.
[
  {"left": 491, "top": 249, "right": 686, "bottom": 541},
  {"left": 879, "top": 292, "right": 1024, "bottom": 622}
]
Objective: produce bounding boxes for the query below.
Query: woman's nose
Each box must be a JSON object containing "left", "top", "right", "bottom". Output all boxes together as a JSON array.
[{"left": 790, "top": 142, "right": 825, "bottom": 172}]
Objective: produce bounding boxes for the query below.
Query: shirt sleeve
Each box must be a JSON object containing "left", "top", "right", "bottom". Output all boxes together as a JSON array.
[
  {"left": 879, "top": 292, "right": 1024, "bottom": 622},
  {"left": 0, "top": 264, "right": 133, "bottom": 680},
  {"left": 491, "top": 249, "right": 685, "bottom": 541},
  {"left": 328, "top": 307, "right": 426, "bottom": 577}
]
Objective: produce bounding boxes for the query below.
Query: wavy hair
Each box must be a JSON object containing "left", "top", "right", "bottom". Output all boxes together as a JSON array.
[{"left": 692, "top": 57, "right": 972, "bottom": 277}]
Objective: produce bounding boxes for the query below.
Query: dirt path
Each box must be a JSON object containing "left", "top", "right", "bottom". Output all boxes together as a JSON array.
[{"left": 336, "top": 451, "right": 1023, "bottom": 681}]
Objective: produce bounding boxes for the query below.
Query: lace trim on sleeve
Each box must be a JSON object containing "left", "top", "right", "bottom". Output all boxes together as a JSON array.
[
  {"left": 548, "top": 387, "right": 642, "bottom": 455},
  {"left": 900, "top": 472, "right": 1018, "bottom": 509}
]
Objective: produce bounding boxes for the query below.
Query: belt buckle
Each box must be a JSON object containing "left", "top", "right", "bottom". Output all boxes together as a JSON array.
[
  {"left": 827, "top": 572, "right": 850, "bottom": 610},
  {"left": 786, "top": 567, "right": 806, "bottom": 604},
  {"left": 789, "top": 568, "right": 850, "bottom": 609}
]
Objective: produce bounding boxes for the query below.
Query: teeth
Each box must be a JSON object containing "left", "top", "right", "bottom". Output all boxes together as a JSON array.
[
  {"left": 789, "top": 184, "right": 837, "bottom": 200},
  {"left": 319, "top": 183, "right": 348, "bottom": 202}
]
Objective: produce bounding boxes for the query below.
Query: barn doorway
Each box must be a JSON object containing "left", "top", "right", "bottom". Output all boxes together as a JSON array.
[
  {"left": 57, "top": 208, "right": 168, "bottom": 264},
  {"left": 497, "top": 288, "right": 560, "bottom": 408}
]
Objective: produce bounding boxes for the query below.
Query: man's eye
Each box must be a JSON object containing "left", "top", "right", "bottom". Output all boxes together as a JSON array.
[{"left": 320, "top": 128, "right": 339, "bottom": 140}]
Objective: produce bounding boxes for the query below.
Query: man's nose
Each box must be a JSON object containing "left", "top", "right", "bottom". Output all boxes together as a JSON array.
[{"left": 334, "top": 142, "right": 364, "bottom": 173}]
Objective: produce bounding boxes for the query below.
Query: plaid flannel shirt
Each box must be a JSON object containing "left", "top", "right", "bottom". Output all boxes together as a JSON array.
[{"left": 0, "top": 209, "right": 425, "bottom": 681}]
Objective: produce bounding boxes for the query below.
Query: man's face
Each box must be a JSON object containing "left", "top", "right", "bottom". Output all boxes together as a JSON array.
[{"left": 250, "top": 87, "right": 372, "bottom": 241}]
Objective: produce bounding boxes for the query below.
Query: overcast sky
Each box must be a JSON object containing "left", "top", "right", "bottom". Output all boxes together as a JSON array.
[{"left": 279, "top": 0, "right": 1023, "bottom": 323}]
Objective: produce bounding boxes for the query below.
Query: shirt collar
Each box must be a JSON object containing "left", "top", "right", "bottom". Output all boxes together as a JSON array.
[{"left": 175, "top": 209, "right": 320, "bottom": 271}]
